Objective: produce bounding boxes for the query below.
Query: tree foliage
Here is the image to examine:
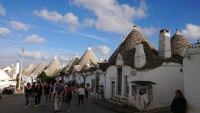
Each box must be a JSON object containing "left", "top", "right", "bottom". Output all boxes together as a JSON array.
[{"left": 37, "top": 71, "right": 55, "bottom": 83}]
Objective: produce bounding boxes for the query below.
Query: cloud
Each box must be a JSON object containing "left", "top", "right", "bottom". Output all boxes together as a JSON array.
[
  {"left": 81, "top": 18, "right": 95, "bottom": 27},
  {"left": 62, "top": 12, "right": 79, "bottom": 25},
  {"left": 33, "top": 8, "right": 62, "bottom": 22},
  {"left": 25, "top": 34, "right": 47, "bottom": 43},
  {"left": 137, "top": 26, "right": 157, "bottom": 36},
  {"left": 10, "top": 21, "right": 31, "bottom": 31},
  {"left": 59, "top": 56, "right": 70, "bottom": 62},
  {"left": 71, "top": 0, "right": 148, "bottom": 34},
  {"left": 181, "top": 23, "right": 200, "bottom": 39},
  {"left": 0, "top": 27, "right": 10, "bottom": 35},
  {"left": 0, "top": 3, "right": 6, "bottom": 16},
  {"left": 42, "top": 55, "right": 51, "bottom": 60},
  {"left": 93, "top": 45, "right": 111, "bottom": 56},
  {"left": 21, "top": 51, "right": 42, "bottom": 60}
]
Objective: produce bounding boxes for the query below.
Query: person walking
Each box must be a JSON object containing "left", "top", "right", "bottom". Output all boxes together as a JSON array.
[
  {"left": 24, "top": 82, "right": 32, "bottom": 108},
  {"left": 49, "top": 82, "right": 53, "bottom": 99},
  {"left": 53, "top": 80, "right": 59, "bottom": 99},
  {"left": 63, "top": 83, "right": 68, "bottom": 102},
  {"left": 42, "top": 82, "right": 51, "bottom": 108},
  {"left": 85, "top": 84, "right": 89, "bottom": 100},
  {"left": 30, "top": 82, "right": 35, "bottom": 102},
  {"left": 77, "top": 84, "right": 85, "bottom": 106},
  {"left": 65, "top": 84, "right": 73, "bottom": 112},
  {"left": 54, "top": 80, "right": 64, "bottom": 113},
  {"left": 34, "top": 82, "right": 42, "bottom": 107},
  {"left": 171, "top": 90, "right": 187, "bottom": 113}
]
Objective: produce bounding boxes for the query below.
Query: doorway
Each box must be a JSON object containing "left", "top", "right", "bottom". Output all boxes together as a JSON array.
[{"left": 111, "top": 81, "right": 115, "bottom": 97}]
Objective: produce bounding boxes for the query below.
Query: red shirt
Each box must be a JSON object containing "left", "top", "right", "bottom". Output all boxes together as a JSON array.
[{"left": 65, "top": 87, "right": 73, "bottom": 100}]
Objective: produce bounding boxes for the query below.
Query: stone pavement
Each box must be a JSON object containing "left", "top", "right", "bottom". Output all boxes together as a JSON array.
[
  {"left": 0, "top": 92, "right": 116, "bottom": 113},
  {"left": 89, "top": 95, "right": 171, "bottom": 113},
  {"left": 0, "top": 91, "right": 171, "bottom": 113}
]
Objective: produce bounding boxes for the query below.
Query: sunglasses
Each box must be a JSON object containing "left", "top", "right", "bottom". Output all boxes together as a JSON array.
[{"left": 175, "top": 93, "right": 178, "bottom": 94}]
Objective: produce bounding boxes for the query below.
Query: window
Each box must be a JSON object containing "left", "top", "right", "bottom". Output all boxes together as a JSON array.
[
  {"left": 117, "top": 68, "right": 122, "bottom": 94},
  {"left": 125, "top": 76, "right": 129, "bottom": 95}
]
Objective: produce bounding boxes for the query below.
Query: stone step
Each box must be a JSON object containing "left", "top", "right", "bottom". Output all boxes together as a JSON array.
[
  {"left": 112, "top": 96, "right": 120, "bottom": 102},
  {"left": 116, "top": 101, "right": 125, "bottom": 106},
  {"left": 119, "top": 98, "right": 129, "bottom": 105},
  {"left": 108, "top": 98, "right": 117, "bottom": 104}
]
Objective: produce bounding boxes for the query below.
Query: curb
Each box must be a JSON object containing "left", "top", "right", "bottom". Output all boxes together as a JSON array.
[
  {"left": 89, "top": 97, "right": 134, "bottom": 113},
  {"left": 89, "top": 97, "right": 170, "bottom": 113}
]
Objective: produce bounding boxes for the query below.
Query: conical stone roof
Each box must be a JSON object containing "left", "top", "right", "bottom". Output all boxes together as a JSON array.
[
  {"left": 32, "top": 61, "right": 46, "bottom": 76},
  {"left": 44, "top": 56, "right": 62, "bottom": 76},
  {"left": 23, "top": 62, "right": 36, "bottom": 76},
  {"left": 75, "top": 46, "right": 99, "bottom": 72},
  {"left": 108, "top": 26, "right": 159, "bottom": 69},
  {"left": 171, "top": 29, "right": 191, "bottom": 61},
  {"left": 65, "top": 55, "right": 80, "bottom": 74}
]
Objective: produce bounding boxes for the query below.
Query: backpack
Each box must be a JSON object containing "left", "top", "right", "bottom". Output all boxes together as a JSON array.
[{"left": 68, "top": 92, "right": 72, "bottom": 99}]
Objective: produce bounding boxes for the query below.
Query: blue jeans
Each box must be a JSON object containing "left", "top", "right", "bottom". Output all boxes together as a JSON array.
[
  {"left": 25, "top": 94, "right": 30, "bottom": 106},
  {"left": 43, "top": 94, "right": 49, "bottom": 106},
  {"left": 66, "top": 99, "right": 71, "bottom": 109}
]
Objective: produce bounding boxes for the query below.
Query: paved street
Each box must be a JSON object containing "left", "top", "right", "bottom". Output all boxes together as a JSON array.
[{"left": 0, "top": 94, "right": 116, "bottom": 113}]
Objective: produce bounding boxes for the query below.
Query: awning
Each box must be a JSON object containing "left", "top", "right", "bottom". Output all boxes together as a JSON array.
[{"left": 130, "top": 81, "right": 156, "bottom": 85}]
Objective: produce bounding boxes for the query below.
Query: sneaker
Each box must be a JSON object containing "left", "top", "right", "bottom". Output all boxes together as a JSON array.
[
  {"left": 25, "top": 106, "right": 27, "bottom": 109},
  {"left": 37, "top": 104, "right": 39, "bottom": 106},
  {"left": 27, "top": 104, "right": 29, "bottom": 107},
  {"left": 42, "top": 106, "right": 44, "bottom": 108},
  {"left": 67, "top": 110, "right": 70, "bottom": 112},
  {"left": 34, "top": 105, "right": 36, "bottom": 107},
  {"left": 45, "top": 105, "right": 48, "bottom": 107}
]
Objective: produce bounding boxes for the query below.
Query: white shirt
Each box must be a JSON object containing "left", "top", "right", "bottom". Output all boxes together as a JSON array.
[{"left": 78, "top": 88, "right": 85, "bottom": 95}]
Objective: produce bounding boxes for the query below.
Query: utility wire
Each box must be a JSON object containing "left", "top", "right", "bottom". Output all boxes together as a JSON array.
[{"left": 0, "top": 35, "right": 20, "bottom": 48}]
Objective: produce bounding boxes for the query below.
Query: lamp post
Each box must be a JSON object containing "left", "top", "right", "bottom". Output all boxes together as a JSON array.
[{"left": 18, "top": 44, "right": 24, "bottom": 91}]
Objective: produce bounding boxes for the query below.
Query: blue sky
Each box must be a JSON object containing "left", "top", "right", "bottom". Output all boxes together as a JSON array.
[{"left": 0, "top": 0, "right": 200, "bottom": 67}]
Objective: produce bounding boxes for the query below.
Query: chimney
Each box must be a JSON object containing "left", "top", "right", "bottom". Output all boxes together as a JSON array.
[
  {"left": 134, "top": 44, "right": 146, "bottom": 68},
  {"left": 158, "top": 29, "right": 171, "bottom": 58}
]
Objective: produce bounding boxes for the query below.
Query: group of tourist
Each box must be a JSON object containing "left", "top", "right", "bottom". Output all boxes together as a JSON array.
[{"left": 24, "top": 80, "right": 89, "bottom": 113}]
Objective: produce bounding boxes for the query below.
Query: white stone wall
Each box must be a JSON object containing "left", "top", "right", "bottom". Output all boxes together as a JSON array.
[
  {"left": 183, "top": 43, "right": 200, "bottom": 113},
  {"left": 105, "top": 62, "right": 183, "bottom": 109},
  {"left": 105, "top": 66, "right": 117, "bottom": 98},
  {"left": 134, "top": 63, "right": 183, "bottom": 109}
]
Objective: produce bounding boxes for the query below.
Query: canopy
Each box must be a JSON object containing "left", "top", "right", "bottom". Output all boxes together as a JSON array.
[{"left": 130, "top": 81, "right": 156, "bottom": 85}]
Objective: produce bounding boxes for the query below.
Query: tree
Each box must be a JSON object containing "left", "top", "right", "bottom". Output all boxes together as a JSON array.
[
  {"left": 37, "top": 71, "right": 55, "bottom": 83},
  {"left": 59, "top": 70, "right": 66, "bottom": 82}
]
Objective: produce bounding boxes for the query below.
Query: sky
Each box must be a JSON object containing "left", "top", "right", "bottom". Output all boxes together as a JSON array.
[{"left": 0, "top": 0, "right": 200, "bottom": 68}]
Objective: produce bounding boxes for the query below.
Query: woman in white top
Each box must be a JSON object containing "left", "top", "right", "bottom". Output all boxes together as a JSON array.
[{"left": 77, "top": 84, "right": 85, "bottom": 106}]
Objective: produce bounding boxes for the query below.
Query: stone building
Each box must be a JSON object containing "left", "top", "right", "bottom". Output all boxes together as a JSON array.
[
  {"left": 70, "top": 46, "right": 99, "bottom": 87},
  {"left": 104, "top": 26, "right": 190, "bottom": 110},
  {"left": 29, "top": 61, "right": 47, "bottom": 83},
  {"left": 44, "top": 56, "right": 62, "bottom": 76},
  {"left": 183, "top": 40, "right": 200, "bottom": 113}
]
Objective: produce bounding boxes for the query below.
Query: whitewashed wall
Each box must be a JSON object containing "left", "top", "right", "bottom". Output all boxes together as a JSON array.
[
  {"left": 134, "top": 63, "right": 183, "bottom": 109},
  {"left": 105, "top": 66, "right": 117, "bottom": 98},
  {"left": 105, "top": 62, "right": 183, "bottom": 109},
  {"left": 183, "top": 43, "right": 200, "bottom": 113}
]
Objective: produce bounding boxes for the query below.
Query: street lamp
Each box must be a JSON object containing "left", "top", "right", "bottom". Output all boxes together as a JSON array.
[{"left": 18, "top": 44, "right": 24, "bottom": 91}]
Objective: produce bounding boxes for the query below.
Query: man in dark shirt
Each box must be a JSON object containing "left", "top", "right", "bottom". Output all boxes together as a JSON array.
[
  {"left": 42, "top": 82, "right": 51, "bottom": 107},
  {"left": 54, "top": 80, "right": 64, "bottom": 113}
]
